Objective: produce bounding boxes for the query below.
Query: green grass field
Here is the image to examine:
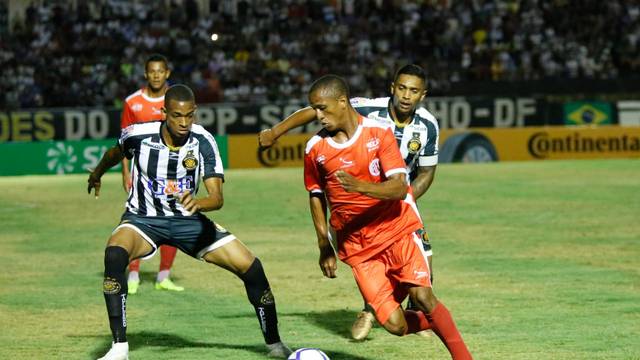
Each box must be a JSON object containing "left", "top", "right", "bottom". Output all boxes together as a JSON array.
[{"left": 1, "top": 159, "right": 639, "bottom": 360}]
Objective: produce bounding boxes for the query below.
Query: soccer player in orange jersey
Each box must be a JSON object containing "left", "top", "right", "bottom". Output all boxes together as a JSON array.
[
  {"left": 120, "top": 54, "right": 183, "bottom": 294},
  {"left": 303, "top": 75, "right": 472, "bottom": 359}
]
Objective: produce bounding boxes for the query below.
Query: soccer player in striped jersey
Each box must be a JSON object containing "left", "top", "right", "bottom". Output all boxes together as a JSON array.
[
  {"left": 303, "top": 75, "right": 471, "bottom": 359},
  {"left": 259, "top": 64, "right": 438, "bottom": 340},
  {"left": 120, "top": 54, "right": 184, "bottom": 294},
  {"left": 88, "top": 85, "right": 291, "bottom": 360}
]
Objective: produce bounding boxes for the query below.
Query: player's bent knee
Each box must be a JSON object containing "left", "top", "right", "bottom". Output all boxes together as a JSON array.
[{"left": 383, "top": 309, "right": 407, "bottom": 336}]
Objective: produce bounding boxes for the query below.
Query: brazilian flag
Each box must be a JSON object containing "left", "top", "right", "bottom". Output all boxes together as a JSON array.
[{"left": 563, "top": 102, "right": 612, "bottom": 125}]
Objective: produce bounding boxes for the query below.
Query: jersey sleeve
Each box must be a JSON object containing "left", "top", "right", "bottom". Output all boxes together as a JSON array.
[
  {"left": 419, "top": 119, "right": 439, "bottom": 166},
  {"left": 304, "top": 146, "right": 323, "bottom": 194},
  {"left": 118, "top": 125, "right": 139, "bottom": 159},
  {"left": 197, "top": 131, "right": 225, "bottom": 180},
  {"left": 378, "top": 127, "right": 408, "bottom": 179},
  {"left": 120, "top": 102, "right": 135, "bottom": 129}
]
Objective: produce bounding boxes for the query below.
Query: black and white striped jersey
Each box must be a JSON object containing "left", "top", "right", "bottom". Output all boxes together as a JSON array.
[
  {"left": 118, "top": 121, "right": 224, "bottom": 217},
  {"left": 350, "top": 97, "right": 439, "bottom": 183}
]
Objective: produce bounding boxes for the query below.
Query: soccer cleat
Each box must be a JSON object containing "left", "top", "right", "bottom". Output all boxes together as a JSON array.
[
  {"left": 351, "top": 310, "right": 375, "bottom": 341},
  {"left": 97, "top": 342, "right": 129, "bottom": 360},
  {"left": 266, "top": 341, "right": 293, "bottom": 358},
  {"left": 415, "top": 329, "right": 434, "bottom": 337},
  {"left": 154, "top": 278, "right": 184, "bottom": 292},
  {"left": 127, "top": 280, "right": 140, "bottom": 295}
]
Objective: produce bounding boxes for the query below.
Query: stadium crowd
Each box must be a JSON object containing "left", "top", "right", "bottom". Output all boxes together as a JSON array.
[{"left": 1, "top": 0, "right": 638, "bottom": 109}]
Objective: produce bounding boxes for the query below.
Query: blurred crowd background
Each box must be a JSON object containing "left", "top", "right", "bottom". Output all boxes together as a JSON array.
[{"left": 1, "top": 0, "right": 639, "bottom": 109}]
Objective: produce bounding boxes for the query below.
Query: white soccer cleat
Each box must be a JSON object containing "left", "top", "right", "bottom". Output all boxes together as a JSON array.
[
  {"left": 267, "top": 341, "right": 293, "bottom": 358},
  {"left": 97, "top": 342, "right": 129, "bottom": 360}
]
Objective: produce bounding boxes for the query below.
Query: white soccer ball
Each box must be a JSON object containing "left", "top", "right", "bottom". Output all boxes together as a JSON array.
[{"left": 288, "top": 348, "right": 330, "bottom": 360}]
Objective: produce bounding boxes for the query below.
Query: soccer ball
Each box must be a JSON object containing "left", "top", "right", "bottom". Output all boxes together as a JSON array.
[{"left": 288, "top": 348, "right": 330, "bottom": 360}]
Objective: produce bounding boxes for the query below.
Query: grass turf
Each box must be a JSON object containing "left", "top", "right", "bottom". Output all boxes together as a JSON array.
[{"left": 0, "top": 159, "right": 638, "bottom": 359}]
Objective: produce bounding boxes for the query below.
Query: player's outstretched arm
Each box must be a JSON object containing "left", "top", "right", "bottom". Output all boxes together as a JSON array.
[
  {"left": 309, "top": 193, "right": 337, "bottom": 278},
  {"left": 411, "top": 165, "right": 437, "bottom": 200},
  {"left": 336, "top": 171, "right": 408, "bottom": 200},
  {"left": 87, "top": 145, "right": 125, "bottom": 198},
  {"left": 259, "top": 107, "right": 316, "bottom": 149}
]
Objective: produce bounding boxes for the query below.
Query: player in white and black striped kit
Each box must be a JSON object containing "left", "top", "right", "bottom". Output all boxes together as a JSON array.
[
  {"left": 259, "top": 64, "right": 439, "bottom": 341},
  {"left": 88, "top": 85, "right": 292, "bottom": 360}
]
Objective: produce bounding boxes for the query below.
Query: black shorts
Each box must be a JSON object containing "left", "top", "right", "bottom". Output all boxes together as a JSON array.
[{"left": 112, "top": 212, "right": 236, "bottom": 260}]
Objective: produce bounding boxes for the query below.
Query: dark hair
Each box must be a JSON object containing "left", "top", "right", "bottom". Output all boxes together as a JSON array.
[
  {"left": 394, "top": 64, "right": 427, "bottom": 84},
  {"left": 309, "top": 74, "right": 350, "bottom": 99},
  {"left": 145, "top": 53, "right": 170, "bottom": 71},
  {"left": 165, "top": 84, "right": 195, "bottom": 106}
]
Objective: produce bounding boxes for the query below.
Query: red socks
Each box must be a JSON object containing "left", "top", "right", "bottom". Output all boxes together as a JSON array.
[
  {"left": 159, "top": 245, "right": 177, "bottom": 271},
  {"left": 428, "top": 302, "right": 472, "bottom": 360}
]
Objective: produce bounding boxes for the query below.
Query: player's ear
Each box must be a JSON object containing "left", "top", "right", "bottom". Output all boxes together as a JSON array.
[
  {"left": 420, "top": 89, "right": 427, "bottom": 101},
  {"left": 389, "top": 82, "right": 396, "bottom": 95}
]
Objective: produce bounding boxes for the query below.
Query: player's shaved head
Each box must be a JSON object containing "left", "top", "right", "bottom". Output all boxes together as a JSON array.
[
  {"left": 165, "top": 84, "right": 195, "bottom": 106},
  {"left": 309, "top": 75, "right": 350, "bottom": 99}
]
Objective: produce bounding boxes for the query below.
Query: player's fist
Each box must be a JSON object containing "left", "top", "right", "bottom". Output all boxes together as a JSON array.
[
  {"left": 258, "top": 128, "right": 276, "bottom": 150},
  {"left": 177, "top": 190, "right": 200, "bottom": 215},
  {"left": 87, "top": 172, "right": 102, "bottom": 199},
  {"left": 335, "top": 170, "right": 360, "bottom": 193},
  {"left": 319, "top": 244, "right": 337, "bottom": 278}
]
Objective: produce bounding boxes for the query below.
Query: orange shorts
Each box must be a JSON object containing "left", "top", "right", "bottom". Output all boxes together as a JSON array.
[{"left": 351, "top": 231, "right": 431, "bottom": 325}]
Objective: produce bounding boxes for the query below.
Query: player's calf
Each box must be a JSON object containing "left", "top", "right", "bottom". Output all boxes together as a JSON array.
[
  {"left": 103, "top": 246, "right": 129, "bottom": 343},
  {"left": 240, "top": 258, "right": 282, "bottom": 345}
]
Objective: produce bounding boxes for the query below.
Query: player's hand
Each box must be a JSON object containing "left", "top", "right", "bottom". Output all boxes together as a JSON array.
[
  {"left": 87, "top": 171, "right": 102, "bottom": 199},
  {"left": 177, "top": 190, "right": 201, "bottom": 215},
  {"left": 258, "top": 128, "right": 276, "bottom": 150},
  {"left": 335, "top": 170, "right": 360, "bottom": 193},
  {"left": 319, "top": 245, "right": 337, "bottom": 278}
]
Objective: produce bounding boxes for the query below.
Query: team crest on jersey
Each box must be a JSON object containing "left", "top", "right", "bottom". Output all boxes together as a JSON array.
[
  {"left": 316, "top": 155, "right": 326, "bottom": 164},
  {"left": 369, "top": 158, "right": 380, "bottom": 176},
  {"left": 407, "top": 133, "right": 422, "bottom": 154},
  {"left": 182, "top": 150, "right": 198, "bottom": 170},
  {"left": 132, "top": 103, "right": 143, "bottom": 112}
]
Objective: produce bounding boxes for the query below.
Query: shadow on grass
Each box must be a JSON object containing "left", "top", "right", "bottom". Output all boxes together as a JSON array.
[
  {"left": 216, "top": 309, "right": 374, "bottom": 341},
  {"left": 83, "top": 331, "right": 372, "bottom": 360}
]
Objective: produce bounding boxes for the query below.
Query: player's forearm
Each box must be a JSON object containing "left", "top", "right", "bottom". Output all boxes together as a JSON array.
[
  {"left": 121, "top": 158, "right": 130, "bottom": 176},
  {"left": 357, "top": 178, "right": 408, "bottom": 200},
  {"left": 411, "top": 166, "right": 436, "bottom": 200},
  {"left": 272, "top": 107, "right": 316, "bottom": 138},
  {"left": 195, "top": 194, "right": 223, "bottom": 212},
  {"left": 309, "top": 194, "right": 330, "bottom": 247},
  {"left": 94, "top": 145, "right": 125, "bottom": 177}
]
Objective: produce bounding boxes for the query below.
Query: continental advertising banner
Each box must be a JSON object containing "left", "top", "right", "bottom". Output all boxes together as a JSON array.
[
  {"left": 440, "top": 126, "right": 640, "bottom": 161},
  {"left": 0, "top": 137, "right": 228, "bottom": 176},
  {"left": 227, "top": 126, "right": 640, "bottom": 169}
]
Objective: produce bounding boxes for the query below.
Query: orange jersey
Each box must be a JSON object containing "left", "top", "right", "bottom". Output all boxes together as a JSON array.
[
  {"left": 120, "top": 88, "right": 165, "bottom": 129},
  {"left": 304, "top": 116, "right": 423, "bottom": 266}
]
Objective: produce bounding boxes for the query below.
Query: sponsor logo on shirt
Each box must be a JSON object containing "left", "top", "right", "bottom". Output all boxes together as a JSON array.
[
  {"left": 369, "top": 158, "right": 380, "bottom": 176},
  {"left": 148, "top": 176, "right": 194, "bottom": 198},
  {"left": 366, "top": 137, "right": 380, "bottom": 152},
  {"left": 142, "top": 140, "right": 166, "bottom": 150},
  {"left": 340, "top": 157, "right": 354, "bottom": 169}
]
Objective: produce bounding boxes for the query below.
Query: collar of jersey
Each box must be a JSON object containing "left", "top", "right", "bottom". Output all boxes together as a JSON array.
[{"left": 326, "top": 116, "right": 364, "bottom": 149}]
